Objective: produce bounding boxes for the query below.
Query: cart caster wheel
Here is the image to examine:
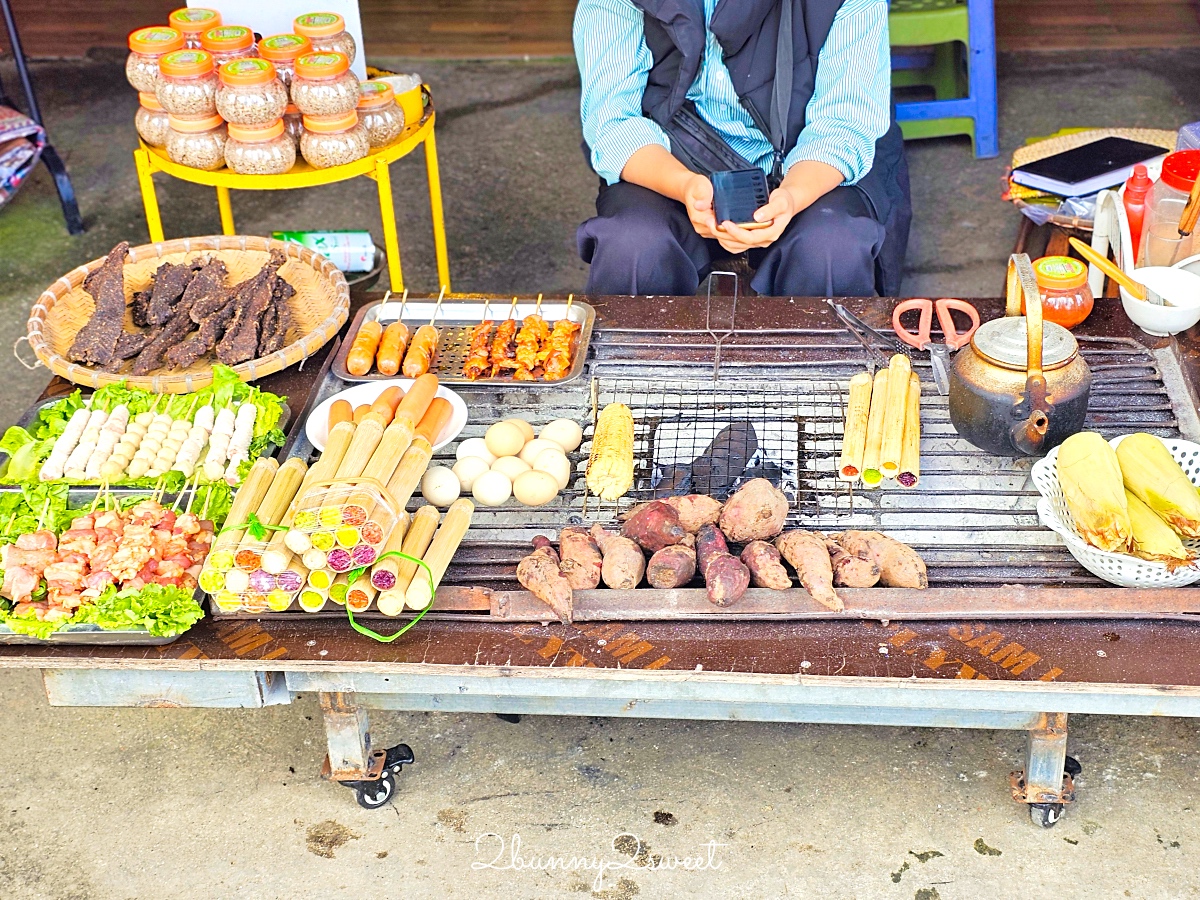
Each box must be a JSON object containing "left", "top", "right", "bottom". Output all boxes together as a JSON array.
[
  {"left": 1065, "top": 755, "right": 1082, "bottom": 778},
  {"left": 383, "top": 742, "right": 415, "bottom": 774},
  {"left": 1030, "top": 803, "right": 1064, "bottom": 828},
  {"left": 495, "top": 713, "right": 522, "bottom": 724},
  {"left": 354, "top": 773, "right": 395, "bottom": 809}
]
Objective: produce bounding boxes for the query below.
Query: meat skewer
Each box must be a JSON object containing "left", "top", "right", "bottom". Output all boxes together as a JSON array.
[
  {"left": 401, "top": 286, "right": 445, "bottom": 378},
  {"left": 488, "top": 297, "right": 520, "bottom": 377},
  {"left": 513, "top": 294, "right": 548, "bottom": 381},
  {"left": 461, "top": 299, "right": 494, "bottom": 380},
  {"left": 541, "top": 294, "right": 580, "bottom": 381}
]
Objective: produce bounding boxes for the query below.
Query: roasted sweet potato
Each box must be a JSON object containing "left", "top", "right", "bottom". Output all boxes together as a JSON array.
[
  {"left": 559, "top": 526, "right": 602, "bottom": 590},
  {"left": 825, "top": 537, "right": 880, "bottom": 588},
  {"left": 695, "top": 524, "right": 750, "bottom": 606},
  {"left": 741, "top": 540, "right": 792, "bottom": 590},
  {"left": 719, "top": 478, "right": 789, "bottom": 542},
  {"left": 776, "top": 530, "right": 842, "bottom": 611},
  {"left": 836, "top": 531, "right": 928, "bottom": 589},
  {"left": 621, "top": 500, "right": 686, "bottom": 552},
  {"left": 516, "top": 536, "right": 573, "bottom": 623},
  {"left": 591, "top": 525, "right": 646, "bottom": 590},
  {"left": 646, "top": 534, "right": 696, "bottom": 589},
  {"left": 623, "top": 495, "right": 723, "bottom": 534}
]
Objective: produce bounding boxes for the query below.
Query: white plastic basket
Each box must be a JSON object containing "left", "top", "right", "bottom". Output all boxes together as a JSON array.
[{"left": 1031, "top": 435, "right": 1200, "bottom": 588}]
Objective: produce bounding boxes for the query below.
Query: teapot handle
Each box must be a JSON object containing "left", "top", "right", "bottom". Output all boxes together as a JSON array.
[{"left": 1006, "top": 253, "right": 1043, "bottom": 380}]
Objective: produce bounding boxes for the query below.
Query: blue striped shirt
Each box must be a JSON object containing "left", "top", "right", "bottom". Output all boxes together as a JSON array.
[{"left": 574, "top": 0, "right": 891, "bottom": 186}]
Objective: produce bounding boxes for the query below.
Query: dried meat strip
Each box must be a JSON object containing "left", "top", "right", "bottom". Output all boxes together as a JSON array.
[
  {"left": 145, "top": 259, "right": 202, "bottom": 325},
  {"left": 136, "top": 258, "right": 228, "bottom": 374},
  {"left": 216, "top": 251, "right": 286, "bottom": 365},
  {"left": 68, "top": 242, "right": 129, "bottom": 366}
]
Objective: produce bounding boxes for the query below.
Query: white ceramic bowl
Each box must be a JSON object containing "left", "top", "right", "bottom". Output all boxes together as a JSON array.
[
  {"left": 1120, "top": 266, "right": 1200, "bottom": 336},
  {"left": 305, "top": 379, "right": 467, "bottom": 452}
]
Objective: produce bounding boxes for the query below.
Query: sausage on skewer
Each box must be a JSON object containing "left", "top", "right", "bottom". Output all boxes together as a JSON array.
[
  {"left": 402, "top": 287, "right": 446, "bottom": 378},
  {"left": 376, "top": 290, "right": 410, "bottom": 377}
]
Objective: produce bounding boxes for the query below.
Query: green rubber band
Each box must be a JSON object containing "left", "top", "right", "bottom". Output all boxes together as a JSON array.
[{"left": 344, "top": 551, "right": 436, "bottom": 643}]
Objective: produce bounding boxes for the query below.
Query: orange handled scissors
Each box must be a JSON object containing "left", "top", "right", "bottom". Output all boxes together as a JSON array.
[{"left": 891, "top": 298, "right": 981, "bottom": 394}]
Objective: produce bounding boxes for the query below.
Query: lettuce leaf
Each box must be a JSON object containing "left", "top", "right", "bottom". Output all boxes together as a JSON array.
[
  {"left": 2, "top": 611, "right": 62, "bottom": 640},
  {"left": 73, "top": 582, "right": 204, "bottom": 637}
]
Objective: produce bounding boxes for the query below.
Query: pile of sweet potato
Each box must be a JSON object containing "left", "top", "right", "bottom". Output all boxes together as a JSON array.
[{"left": 516, "top": 479, "right": 927, "bottom": 621}]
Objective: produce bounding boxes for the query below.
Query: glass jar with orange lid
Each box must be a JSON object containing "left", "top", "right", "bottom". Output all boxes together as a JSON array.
[
  {"left": 135, "top": 92, "right": 170, "bottom": 147},
  {"left": 126, "top": 26, "right": 185, "bottom": 93},
  {"left": 156, "top": 49, "right": 218, "bottom": 118},
  {"left": 291, "top": 52, "right": 360, "bottom": 117},
  {"left": 283, "top": 103, "right": 304, "bottom": 147},
  {"left": 225, "top": 120, "right": 296, "bottom": 175},
  {"left": 166, "top": 114, "right": 228, "bottom": 170},
  {"left": 257, "top": 33, "right": 312, "bottom": 91},
  {"left": 300, "top": 111, "right": 368, "bottom": 168},
  {"left": 1028, "top": 256, "right": 1094, "bottom": 329},
  {"left": 216, "top": 58, "right": 288, "bottom": 126},
  {"left": 200, "top": 25, "right": 258, "bottom": 67},
  {"left": 357, "top": 80, "right": 404, "bottom": 148},
  {"left": 168, "top": 8, "right": 221, "bottom": 49},
  {"left": 293, "top": 12, "right": 356, "bottom": 64}
]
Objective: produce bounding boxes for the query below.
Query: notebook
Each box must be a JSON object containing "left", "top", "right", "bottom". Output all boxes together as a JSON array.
[{"left": 1010, "top": 137, "right": 1167, "bottom": 197}]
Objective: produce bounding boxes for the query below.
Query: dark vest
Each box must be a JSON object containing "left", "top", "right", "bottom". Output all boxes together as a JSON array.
[{"left": 630, "top": 0, "right": 911, "bottom": 294}]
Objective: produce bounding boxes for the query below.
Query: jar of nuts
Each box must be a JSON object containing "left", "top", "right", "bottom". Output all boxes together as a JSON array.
[
  {"left": 291, "top": 52, "right": 359, "bottom": 117},
  {"left": 356, "top": 81, "right": 404, "bottom": 149},
  {"left": 293, "top": 12, "right": 357, "bottom": 65},
  {"left": 156, "top": 49, "right": 218, "bottom": 118},
  {"left": 283, "top": 103, "right": 304, "bottom": 148},
  {"left": 168, "top": 7, "right": 221, "bottom": 49},
  {"left": 135, "top": 92, "right": 170, "bottom": 148},
  {"left": 216, "top": 58, "right": 289, "bottom": 126},
  {"left": 225, "top": 120, "right": 296, "bottom": 175},
  {"left": 257, "top": 33, "right": 312, "bottom": 92},
  {"left": 200, "top": 25, "right": 258, "bottom": 67},
  {"left": 126, "top": 26, "right": 185, "bottom": 93},
  {"left": 166, "top": 114, "right": 228, "bottom": 171},
  {"left": 300, "top": 111, "right": 369, "bottom": 169}
]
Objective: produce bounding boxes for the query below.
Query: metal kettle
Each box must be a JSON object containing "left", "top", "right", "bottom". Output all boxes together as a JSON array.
[{"left": 948, "top": 254, "right": 1091, "bottom": 457}]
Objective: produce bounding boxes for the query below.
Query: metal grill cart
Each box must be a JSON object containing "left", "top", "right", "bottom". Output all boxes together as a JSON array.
[{"left": 6, "top": 290, "right": 1200, "bottom": 825}]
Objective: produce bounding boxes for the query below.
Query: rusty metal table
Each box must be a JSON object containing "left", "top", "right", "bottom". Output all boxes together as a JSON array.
[{"left": 5, "top": 291, "right": 1200, "bottom": 825}]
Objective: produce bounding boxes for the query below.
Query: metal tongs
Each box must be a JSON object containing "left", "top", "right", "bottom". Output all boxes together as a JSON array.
[{"left": 825, "top": 298, "right": 909, "bottom": 373}]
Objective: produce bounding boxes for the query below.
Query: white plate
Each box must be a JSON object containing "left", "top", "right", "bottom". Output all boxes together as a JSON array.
[{"left": 305, "top": 379, "right": 467, "bottom": 452}]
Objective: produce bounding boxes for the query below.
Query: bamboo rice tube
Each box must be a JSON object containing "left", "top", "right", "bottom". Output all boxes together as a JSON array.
[
  {"left": 233, "top": 457, "right": 308, "bottom": 557},
  {"left": 860, "top": 370, "right": 889, "bottom": 489},
  {"left": 879, "top": 354, "right": 911, "bottom": 479},
  {"left": 346, "top": 578, "right": 377, "bottom": 612},
  {"left": 334, "top": 413, "right": 387, "bottom": 480},
  {"left": 897, "top": 373, "right": 921, "bottom": 489},
  {"left": 362, "top": 418, "right": 416, "bottom": 486},
  {"left": 206, "top": 458, "right": 278, "bottom": 567},
  {"left": 298, "top": 586, "right": 329, "bottom": 613},
  {"left": 405, "top": 499, "right": 474, "bottom": 611},
  {"left": 367, "top": 511, "right": 413, "bottom": 591},
  {"left": 377, "top": 506, "right": 440, "bottom": 616},
  {"left": 837, "top": 372, "right": 873, "bottom": 482},
  {"left": 385, "top": 437, "right": 434, "bottom": 509},
  {"left": 329, "top": 573, "right": 350, "bottom": 606}
]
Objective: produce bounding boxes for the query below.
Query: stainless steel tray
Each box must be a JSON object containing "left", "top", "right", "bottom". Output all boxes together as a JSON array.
[
  {"left": 332, "top": 298, "right": 595, "bottom": 386},
  {"left": 0, "top": 624, "right": 180, "bottom": 645}
]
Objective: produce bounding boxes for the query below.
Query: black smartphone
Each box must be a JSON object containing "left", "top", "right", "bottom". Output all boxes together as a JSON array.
[{"left": 711, "top": 168, "right": 771, "bottom": 230}]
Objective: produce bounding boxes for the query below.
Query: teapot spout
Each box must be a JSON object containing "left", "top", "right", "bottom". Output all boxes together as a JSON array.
[{"left": 1011, "top": 410, "right": 1049, "bottom": 455}]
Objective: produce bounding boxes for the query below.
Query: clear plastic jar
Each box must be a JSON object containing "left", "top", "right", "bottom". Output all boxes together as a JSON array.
[
  {"left": 1030, "top": 256, "right": 1094, "bottom": 330},
  {"left": 257, "top": 33, "right": 311, "bottom": 92},
  {"left": 156, "top": 49, "right": 218, "bottom": 117},
  {"left": 357, "top": 80, "right": 404, "bottom": 148},
  {"left": 126, "top": 26, "right": 185, "bottom": 93},
  {"left": 200, "top": 25, "right": 258, "bottom": 68},
  {"left": 216, "top": 58, "right": 288, "bottom": 125},
  {"left": 166, "top": 114, "right": 228, "bottom": 170},
  {"left": 291, "top": 52, "right": 360, "bottom": 117},
  {"left": 283, "top": 103, "right": 304, "bottom": 148},
  {"left": 135, "top": 92, "right": 170, "bottom": 147},
  {"left": 225, "top": 120, "right": 296, "bottom": 175},
  {"left": 294, "top": 12, "right": 356, "bottom": 65},
  {"left": 300, "top": 111, "right": 368, "bottom": 169},
  {"left": 168, "top": 7, "right": 221, "bottom": 49},
  {"left": 1139, "top": 150, "right": 1200, "bottom": 267}
]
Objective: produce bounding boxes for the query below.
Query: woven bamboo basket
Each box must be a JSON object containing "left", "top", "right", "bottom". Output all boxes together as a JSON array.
[{"left": 24, "top": 235, "right": 350, "bottom": 393}]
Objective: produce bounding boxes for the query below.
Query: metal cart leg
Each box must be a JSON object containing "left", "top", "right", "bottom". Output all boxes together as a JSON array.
[
  {"left": 134, "top": 148, "right": 166, "bottom": 242},
  {"left": 373, "top": 157, "right": 405, "bottom": 293},
  {"left": 1010, "top": 712, "right": 1080, "bottom": 828},
  {"left": 215, "top": 186, "right": 236, "bottom": 235},
  {"left": 423, "top": 128, "right": 451, "bottom": 292},
  {"left": 318, "top": 691, "right": 414, "bottom": 810}
]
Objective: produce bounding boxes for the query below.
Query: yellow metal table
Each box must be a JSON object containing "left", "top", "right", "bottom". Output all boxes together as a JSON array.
[{"left": 133, "top": 109, "right": 450, "bottom": 293}]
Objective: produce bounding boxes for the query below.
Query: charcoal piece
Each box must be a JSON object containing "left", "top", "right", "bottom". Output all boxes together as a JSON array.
[
  {"left": 68, "top": 242, "right": 130, "bottom": 366},
  {"left": 145, "top": 260, "right": 202, "bottom": 325},
  {"left": 216, "top": 250, "right": 287, "bottom": 365},
  {"left": 653, "top": 421, "right": 760, "bottom": 498},
  {"left": 132, "top": 258, "right": 226, "bottom": 374}
]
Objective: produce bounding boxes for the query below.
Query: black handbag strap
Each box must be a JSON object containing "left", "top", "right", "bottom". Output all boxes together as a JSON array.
[{"left": 767, "top": 0, "right": 793, "bottom": 182}]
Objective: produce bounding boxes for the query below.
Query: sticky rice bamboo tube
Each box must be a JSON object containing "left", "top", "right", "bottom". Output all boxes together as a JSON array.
[
  {"left": 898, "top": 373, "right": 921, "bottom": 489},
  {"left": 208, "top": 458, "right": 278, "bottom": 564},
  {"left": 838, "top": 372, "right": 873, "bottom": 482},
  {"left": 879, "top": 354, "right": 911, "bottom": 479},
  {"left": 298, "top": 586, "right": 328, "bottom": 612},
  {"left": 367, "top": 510, "right": 411, "bottom": 590},
  {"left": 346, "top": 579, "right": 377, "bottom": 612},
  {"left": 334, "top": 413, "right": 387, "bottom": 480},
  {"left": 860, "top": 370, "right": 889, "bottom": 489},
  {"left": 329, "top": 573, "right": 350, "bottom": 606},
  {"left": 405, "top": 498, "right": 474, "bottom": 611},
  {"left": 385, "top": 437, "right": 433, "bottom": 510},
  {"left": 233, "top": 457, "right": 308, "bottom": 557},
  {"left": 348, "top": 417, "right": 416, "bottom": 518},
  {"left": 377, "top": 506, "right": 440, "bottom": 616}
]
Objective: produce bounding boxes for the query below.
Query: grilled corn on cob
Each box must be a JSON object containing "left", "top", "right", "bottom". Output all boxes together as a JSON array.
[
  {"left": 1117, "top": 433, "right": 1200, "bottom": 537},
  {"left": 1126, "top": 489, "right": 1193, "bottom": 566},
  {"left": 587, "top": 403, "right": 634, "bottom": 500},
  {"left": 1057, "top": 431, "right": 1131, "bottom": 552}
]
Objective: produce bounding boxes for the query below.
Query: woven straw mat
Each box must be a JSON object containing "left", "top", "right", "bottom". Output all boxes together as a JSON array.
[{"left": 26, "top": 235, "right": 350, "bottom": 393}]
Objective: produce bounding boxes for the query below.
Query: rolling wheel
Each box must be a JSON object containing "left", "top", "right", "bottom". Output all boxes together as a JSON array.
[
  {"left": 1065, "top": 755, "right": 1082, "bottom": 778},
  {"left": 354, "top": 772, "right": 395, "bottom": 809},
  {"left": 1031, "top": 802, "right": 1064, "bottom": 828}
]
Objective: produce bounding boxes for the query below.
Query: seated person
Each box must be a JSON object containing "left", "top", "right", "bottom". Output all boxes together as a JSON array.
[{"left": 573, "top": 0, "right": 911, "bottom": 298}]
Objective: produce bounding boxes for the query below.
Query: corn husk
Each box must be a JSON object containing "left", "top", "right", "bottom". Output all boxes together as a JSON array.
[
  {"left": 1117, "top": 433, "right": 1200, "bottom": 537},
  {"left": 1125, "top": 489, "right": 1195, "bottom": 569},
  {"left": 1057, "top": 432, "right": 1131, "bottom": 552}
]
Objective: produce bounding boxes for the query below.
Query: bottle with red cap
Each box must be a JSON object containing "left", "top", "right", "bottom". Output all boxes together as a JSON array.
[
  {"left": 1139, "top": 149, "right": 1200, "bottom": 266},
  {"left": 1123, "top": 164, "right": 1152, "bottom": 265}
]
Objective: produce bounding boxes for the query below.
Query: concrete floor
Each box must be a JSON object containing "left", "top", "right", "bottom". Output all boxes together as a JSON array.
[{"left": 0, "top": 48, "right": 1199, "bottom": 898}]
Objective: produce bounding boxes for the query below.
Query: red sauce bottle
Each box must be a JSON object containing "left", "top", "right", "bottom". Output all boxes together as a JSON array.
[{"left": 1124, "top": 164, "right": 1153, "bottom": 265}]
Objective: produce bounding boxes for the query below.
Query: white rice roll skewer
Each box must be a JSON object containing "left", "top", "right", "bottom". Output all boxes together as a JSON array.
[
  {"left": 222, "top": 403, "right": 257, "bottom": 484},
  {"left": 63, "top": 409, "right": 108, "bottom": 479},
  {"left": 85, "top": 404, "right": 129, "bottom": 479},
  {"left": 202, "top": 406, "right": 237, "bottom": 481},
  {"left": 40, "top": 406, "right": 91, "bottom": 481}
]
